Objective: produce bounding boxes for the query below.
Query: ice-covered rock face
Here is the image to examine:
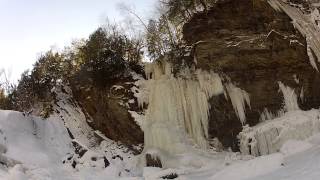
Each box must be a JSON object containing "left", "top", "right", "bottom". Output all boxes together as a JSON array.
[
  {"left": 183, "top": 0, "right": 320, "bottom": 150},
  {"left": 141, "top": 61, "right": 224, "bottom": 155}
]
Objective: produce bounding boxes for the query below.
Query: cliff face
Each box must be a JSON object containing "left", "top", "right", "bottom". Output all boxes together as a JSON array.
[
  {"left": 183, "top": 0, "right": 320, "bottom": 150},
  {"left": 70, "top": 69, "right": 144, "bottom": 147}
]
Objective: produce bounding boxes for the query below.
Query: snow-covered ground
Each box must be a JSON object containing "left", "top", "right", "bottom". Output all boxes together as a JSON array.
[
  {"left": 161, "top": 111, "right": 320, "bottom": 180},
  {"left": 0, "top": 110, "right": 141, "bottom": 180},
  {"left": 141, "top": 132, "right": 320, "bottom": 180},
  {"left": 0, "top": 110, "right": 72, "bottom": 180},
  {"left": 140, "top": 110, "right": 320, "bottom": 180},
  {"left": 0, "top": 84, "right": 141, "bottom": 180},
  {"left": 1, "top": 106, "right": 320, "bottom": 179},
  {"left": 1, "top": 84, "right": 320, "bottom": 179}
]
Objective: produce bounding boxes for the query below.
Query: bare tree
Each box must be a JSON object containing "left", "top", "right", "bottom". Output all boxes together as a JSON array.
[
  {"left": 0, "top": 69, "right": 14, "bottom": 94},
  {"left": 116, "top": 2, "right": 149, "bottom": 33}
]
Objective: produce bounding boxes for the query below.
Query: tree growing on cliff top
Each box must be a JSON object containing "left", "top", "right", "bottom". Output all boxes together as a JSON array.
[{"left": 162, "top": 0, "right": 214, "bottom": 23}]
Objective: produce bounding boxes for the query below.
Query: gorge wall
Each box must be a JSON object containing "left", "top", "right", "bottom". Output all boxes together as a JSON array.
[
  {"left": 183, "top": 0, "right": 320, "bottom": 150},
  {"left": 70, "top": 66, "right": 144, "bottom": 148}
]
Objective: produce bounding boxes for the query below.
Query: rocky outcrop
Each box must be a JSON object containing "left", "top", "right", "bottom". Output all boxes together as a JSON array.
[
  {"left": 70, "top": 70, "right": 144, "bottom": 147},
  {"left": 145, "top": 153, "right": 162, "bottom": 168},
  {"left": 183, "top": 0, "right": 320, "bottom": 150}
]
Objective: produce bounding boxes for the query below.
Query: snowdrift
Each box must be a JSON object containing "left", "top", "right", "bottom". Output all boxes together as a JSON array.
[
  {"left": 239, "top": 110, "right": 320, "bottom": 156},
  {"left": 0, "top": 85, "right": 141, "bottom": 179},
  {"left": 0, "top": 110, "right": 72, "bottom": 179}
]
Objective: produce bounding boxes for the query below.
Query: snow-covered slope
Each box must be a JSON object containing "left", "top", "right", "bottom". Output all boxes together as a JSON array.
[
  {"left": 1, "top": 85, "right": 320, "bottom": 180},
  {"left": 206, "top": 134, "right": 320, "bottom": 180},
  {"left": 0, "top": 110, "right": 72, "bottom": 180},
  {"left": 2, "top": 96, "right": 320, "bottom": 179},
  {"left": 0, "top": 84, "right": 142, "bottom": 179}
]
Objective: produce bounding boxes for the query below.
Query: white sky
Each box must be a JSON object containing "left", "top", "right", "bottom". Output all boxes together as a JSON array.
[{"left": 0, "top": 0, "right": 156, "bottom": 83}]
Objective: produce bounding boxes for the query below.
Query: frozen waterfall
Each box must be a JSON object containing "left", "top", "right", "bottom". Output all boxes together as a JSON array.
[{"left": 140, "top": 62, "right": 224, "bottom": 154}]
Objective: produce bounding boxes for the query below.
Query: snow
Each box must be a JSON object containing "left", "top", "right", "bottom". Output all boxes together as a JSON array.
[
  {"left": 148, "top": 125, "right": 320, "bottom": 180},
  {"left": 1, "top": 84, "right": 320, "bottom": 180},
  {"left": 280, "top": 140, "right": 312, "bottom": 156},
  {"left": 239, "top": 110, "right": 320, "bottom": 156},
  {"left": 132, "top": 61, "right": 320, "bottom": 179},
  {"left": 128, "top": 111, "right": 145, "bottom": 130},
  {"left": 0, "top": 110, "right": 73, "bottom": 179},
  {"left": 2, "top": 63, "right": 320, "bottom": 179},
  {"left": 50, "top": 84, "right": 142, "bottom": 178},
  {"left": 0, "top": 84, "right": 143, "bottom": 179},
  {"left": 210, "top": 153, "right": 284, "bottom": 180},
  {"left": 51, "top": 84, "right": 98, "bottom": 148}
]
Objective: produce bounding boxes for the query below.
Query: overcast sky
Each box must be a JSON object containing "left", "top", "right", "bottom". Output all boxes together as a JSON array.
[{"left": 0, "top": 0, "right": 156, "bottom": 83}]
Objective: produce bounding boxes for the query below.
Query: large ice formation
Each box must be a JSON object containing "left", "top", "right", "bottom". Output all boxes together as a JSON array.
[
  {"left": 239, "top": 110, "right": 320, "bottom": 156},
  {"left": 140, "top": 61, "right": 224, "bottom": 154}
]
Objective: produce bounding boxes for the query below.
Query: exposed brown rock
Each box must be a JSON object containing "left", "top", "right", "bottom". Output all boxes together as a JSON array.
[
  {"left": 183, "top": 0, "right": 320, "bottom": 150},
  {"left": 71, "top": 76, "right": 144, "bottom": 147},
  {"left": 145, "top": 153, "right": 162, "bottom": 168}
]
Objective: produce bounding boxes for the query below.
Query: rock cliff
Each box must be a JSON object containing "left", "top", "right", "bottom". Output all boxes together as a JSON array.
[{"left": 183, "top": 0, "right": 320, "bottom": 150}]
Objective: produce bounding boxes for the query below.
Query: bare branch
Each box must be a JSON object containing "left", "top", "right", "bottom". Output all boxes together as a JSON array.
[{"left": 116, "top": 2, "right": 150, "bottom": 33}]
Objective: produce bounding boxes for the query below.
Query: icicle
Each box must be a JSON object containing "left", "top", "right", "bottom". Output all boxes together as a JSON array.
[
  {"left": 260, "top": 108, "right": 276, "bottom": 122},
  {"left": 225, "top": 83, "right": 251, "bottom": 126},
  {"left": 193, "top": 54, "right": 198, "bottom": 65},
  {"left": 144, "top": 63, "right": 153, "bottom": 80},
  {"left": 196, "top": 69, "right": 224, "bottom": 98},
  {"left": 143, "top": 61, "right": 223, "bottom": 154},
  {"left": 300, "top": 86, "right": 305, "bottom": 102},
  {"left": 293, "top": 74, "right": 300, "bottom": 84},
  {"left": 239, "top": 110, "right": 320, "bottom": 156},
  {"left": 268, "top": 0, "right": 282, "bottom": 12},
  {"left": 311, "top": 7, "right": 320, "bottom": 28},
  {"left": 307, "top": 44, "right": 319, "bottom": 71},
  {"left": 278, "top": 82, "right": 300, "bottom": 112}
]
